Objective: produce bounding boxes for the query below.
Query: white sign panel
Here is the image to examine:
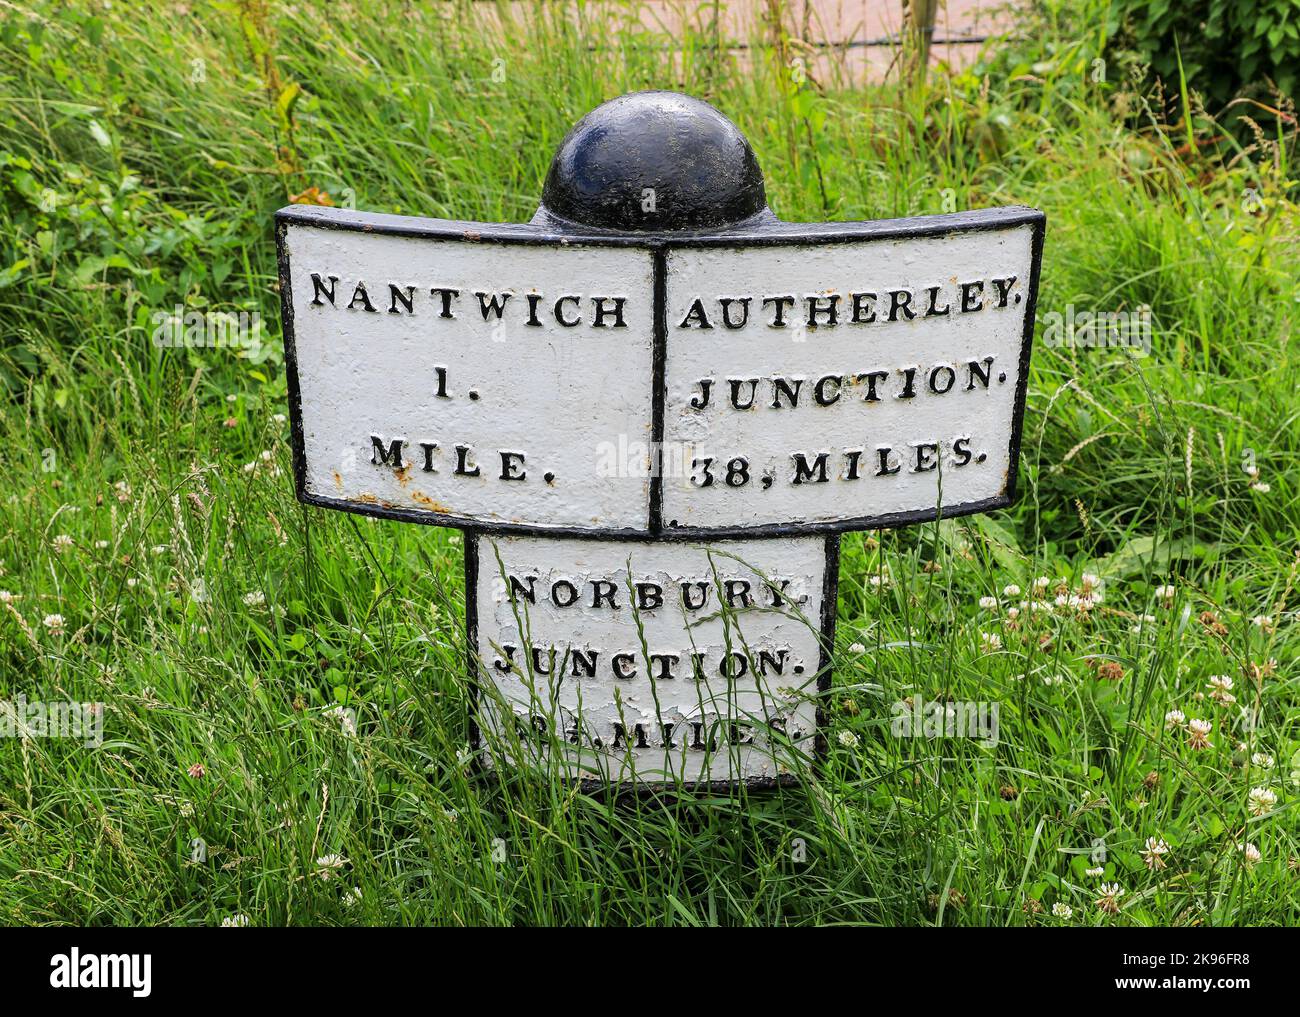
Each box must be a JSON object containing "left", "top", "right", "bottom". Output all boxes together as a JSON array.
[
  {"left": 278, "top": 211, "right": 656, "bottom": 533},
  {"left": 660, "top": 218, "right": 1040, "bottom": 534},
  {"left": 279, "top": 206, "right": 1042, "bottom": 538},
  {"left": 468, "top": 534, "right": 837, "bottom": 787}
]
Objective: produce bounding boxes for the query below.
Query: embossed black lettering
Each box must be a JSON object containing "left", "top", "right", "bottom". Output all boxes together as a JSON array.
[
  {"left": 887, "top": 289, "right": 915, "bottom": 322},
  {"left": 429, "top": 287, "right": 459, "bottom": 318},
  {"left": 310, "top": 273, "right": 339, "bottom": 307},
  {"left": 454, "top": 444, "right": 480, "bottom": 477},
  {"left": 763, "top": 295, "right": 795, "bottom": 327},
  {"left": 475, "top": 291, "right": 511, "bottom": 319},
  {"left": 850, "top": 291, "right": 877, "bottom": 323},
  {"left": 348, "top": 281, "right": 377, "bottom": 313},
  {"left": 791, "top": 452, "right": 830, "bottom": 485},
  {"left": 498, "top": 450, "right": 526, "bottom": 481},
  {"left": 814, "top": 374, "right": 841, "bottom": 406},
  {"left": 690, "top": 379, "right": 712, "bottom": 410},
  {"left": 719, "top": 297, "right": 750, "bottom": 328},
  {"left": 678, "top": 298, "right": 713, "bottom": 329},
  {"left": 554, "top": 295, "right": 581, "bottom": 327},
  {"left": 771, "top": 376, "right": 802, "bottom": 409},
  {"left": 370, "top": 434, "right": 404, "bottom": 468},
  {"left": 592, "top": 296, "right": 627, "bottom": 328},
  {"left": 388, "top": 284, "right": 415, "bottom": 315}
]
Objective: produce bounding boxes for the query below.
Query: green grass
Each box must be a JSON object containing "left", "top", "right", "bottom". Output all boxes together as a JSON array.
[{"left": 0, "top": 0, "right": 1297, "bottom": 925}]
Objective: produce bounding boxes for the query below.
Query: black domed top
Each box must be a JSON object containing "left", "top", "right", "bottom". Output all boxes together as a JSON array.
[{"left": 537, "top": 91, "right": 768, "bottom": 232}]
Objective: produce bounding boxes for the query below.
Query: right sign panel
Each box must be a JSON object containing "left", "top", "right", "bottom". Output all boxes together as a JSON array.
[{"left": 659, "top": 213, "right": 1042, "bottom": 534}]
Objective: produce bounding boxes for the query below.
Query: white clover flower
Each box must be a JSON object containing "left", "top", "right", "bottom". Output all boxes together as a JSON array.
[
  {"left": 1238, "top": 842, "right": 1261, "bottom": 867},
  {"left": 42, "top": 613, "right": 65, "bottom": 634},
  {"left": 1003, "top": 584, "right": 1021, "bottom": 598},
  {"left": 1095, "top": 883, "right": 1125, "bottom": 913},
  {"left": 1085, "top": 866, "right": 1105, "bottom": 877},
  {"left": 1187, "top": 718, "right": 1213, "bottom": 749},
  {"left": 1051, "top": 902, "right": 1073, "bottom": 919},
  {"left": 1006, "top": 606, "right": 1020, "bottom": 620},
  {"left": 242, "top": 590, "right": 265, "bottom": 607},
  {"left": 0, "top": 590, "right": 12, "bottom": 603},
  {"left": 848, "top": 642, "right": 866, "bottom": 654},
  {"left": 342, "top": 886, "right": 363, "bottom": 908},
  {"left": 272, "top": 413, "right": 287, "bottom": 424},
  {"left": 1251, "top": 752, "right": 1275, "bottom": 769},
  {"left": 1141, "top": 837, "right": 1170, "bottom": 870},
  {"left": 1247, "top": 787, "right": 1277, "bottom": 816},
  {"left": 1033, "top": 576, "right": 1051, "bottom": 592},
  {"left": 94, "top": 539, "right": 109, "bottom": 549},
  {"left": 52, "top": 534, "right": 73, "bottom": 553},
  {"left": 837, "top": 729, "right": 860, "bottom": 748},
  {"left": 114, "top": 480, "right": 132, "bottom": 502},
  {"left": 1207, "top": 674, "right": 1236, "bottom": 705},
  {"left": 221, "top": 913, "right": 250, "bottom": 927},
  {"left": 979, "top": 595, "right": 998, "bottom": 610},
  {"left": 1080, "top": 573, "right": 1100, "bottom": 592},
  {"left": 979, "top": 632, "right": 1002, "bottom": 651},
  {"left": 1154, "top": 584, "right": 1176, "bottom": 603},
  {"left": 1250, "top": 615, "right": 1274, "bottom": 631},
  {"left": 324, "top": 705, "right": 357, "bottom": 738},
  {"left": 1041, "top": 673, "right": 1065, "bottom": 686},
  {"left": 1250, "top": 482, "right": 1270, "bottom": 493},
  {"left": 315, "top": 854, "right": 347, "bottom": 880}
]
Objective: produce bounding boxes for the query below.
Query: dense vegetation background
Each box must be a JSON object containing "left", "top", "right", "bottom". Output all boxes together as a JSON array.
[{"left": 0, "top": 0, "right": 1296, "bottom": 925}]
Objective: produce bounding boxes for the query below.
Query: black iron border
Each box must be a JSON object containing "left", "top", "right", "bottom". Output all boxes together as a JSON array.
[
  {"left": 276, "top": 201, "right": 1042, "bottom": 246},
  {"left": 463, "top": 531, "right": 840, "bottom": 794},
  {"left": 276, "top": 204, "right": 1045, "bottom": 541}
]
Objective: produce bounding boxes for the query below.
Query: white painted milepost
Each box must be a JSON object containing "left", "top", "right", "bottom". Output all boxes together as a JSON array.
[{"left": 276, "top": 90, "right": 1044, "bottom": 790}]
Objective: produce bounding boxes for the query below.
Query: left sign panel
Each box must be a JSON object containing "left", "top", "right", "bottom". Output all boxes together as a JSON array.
[{"left": 277, "top": 208, "right": 657, "bottom": 535}]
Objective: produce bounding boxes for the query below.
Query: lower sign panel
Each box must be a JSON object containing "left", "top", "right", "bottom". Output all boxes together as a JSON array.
[{"left": 467, "top": 534, "right": 838, "bottom": 788}]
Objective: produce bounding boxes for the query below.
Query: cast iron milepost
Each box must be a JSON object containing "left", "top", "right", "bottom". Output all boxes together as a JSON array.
[{"left": 275, "top": 90, "right": 1045, "bottom": 789}]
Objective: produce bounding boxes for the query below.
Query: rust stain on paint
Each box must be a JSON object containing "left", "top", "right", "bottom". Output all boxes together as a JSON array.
[{"left": 411, "top": 491, "right": 454, "bottom": 514}]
